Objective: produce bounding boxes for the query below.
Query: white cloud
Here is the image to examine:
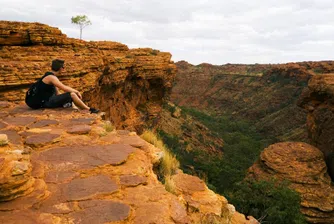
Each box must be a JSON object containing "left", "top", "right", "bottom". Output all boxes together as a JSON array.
[{"left": 0, "top": 0, "right": 333, "bottom": 65}]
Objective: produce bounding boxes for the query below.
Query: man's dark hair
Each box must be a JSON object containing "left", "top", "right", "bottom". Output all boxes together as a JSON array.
[{"left": 51, "top": 59, "right": 65, "bottom": 71}]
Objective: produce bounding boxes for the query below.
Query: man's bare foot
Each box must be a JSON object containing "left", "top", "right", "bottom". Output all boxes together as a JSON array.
[{"left": 72, "top": 104, "right": 79, "bottom": 110}]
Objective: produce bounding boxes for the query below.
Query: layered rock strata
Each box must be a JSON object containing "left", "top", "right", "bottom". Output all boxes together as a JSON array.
[
  {"left": 0, "top": 101, "right": 255, "bottom": 224},
  {"left": 0, "top": 21, "right": 176, "bottom": 132},
  {"left": 0, "top": 150, "right": 45, "bottom": 202},
  {"left": 248, "top": 142, "right": 334, "bottom": 223},
  {"left": 298, "top": 74, "right": 334, "bottom": 181}
]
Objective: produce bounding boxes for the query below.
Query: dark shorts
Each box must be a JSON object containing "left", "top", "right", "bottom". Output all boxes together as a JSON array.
[{"left": 42, "top": 92, "right": 72, "bottom": 108}]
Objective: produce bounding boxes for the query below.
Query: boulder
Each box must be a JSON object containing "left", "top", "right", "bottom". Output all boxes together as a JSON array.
[{"left": 248, "top": 142, "right": 334, "bottom": 223}]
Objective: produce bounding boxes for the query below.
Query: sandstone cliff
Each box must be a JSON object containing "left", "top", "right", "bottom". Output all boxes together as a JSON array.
[
  {"left": 298, "top": 74, "right": 334, "bottom": 181},
  {"left": 247, "top": 142, "right": 334, "bottom": 223},
  {"left": 0, "top": 101, "right": 256, "bottom": 224},
  {"left": 0, "top": 21, "right": 176, "bottom": 132},
  {"left": 172, "top": 61, "right": 334, "bottom": 142}
]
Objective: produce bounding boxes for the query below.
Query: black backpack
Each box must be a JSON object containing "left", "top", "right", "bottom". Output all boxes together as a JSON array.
[{"left": 25, "top": 72, "right": 54, "bottom": 109}]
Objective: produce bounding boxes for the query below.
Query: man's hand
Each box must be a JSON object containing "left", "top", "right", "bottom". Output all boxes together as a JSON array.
[{"left": 75, "top": 91, "right": 82, "bottom": 99}]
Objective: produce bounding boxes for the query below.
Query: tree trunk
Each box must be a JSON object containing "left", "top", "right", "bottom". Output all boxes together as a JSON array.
[{"left": 80, "top": 28, "right": 82, "bottom": 40}]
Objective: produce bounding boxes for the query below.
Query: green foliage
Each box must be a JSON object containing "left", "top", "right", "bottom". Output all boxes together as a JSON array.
[
  {"left": 71, "top": 15, "right": 92, "bottom": 39},
  {"left": 159, "top": 107, "right": 306, "bottom": 222},
  {"left": 248, "top": 76, "right": 257, "bottom": 84},
  {"left": 228, "top": 180, "right": 307, "bottom": 224},
  {"left": 268, "top": 73, "right": 290, "bottom": 84},
  {"left": 71, "top": 15, "right": 92, "bottom": 26},
  {"left": 159, "top": 107, "right": 270, "bottom": 191}
]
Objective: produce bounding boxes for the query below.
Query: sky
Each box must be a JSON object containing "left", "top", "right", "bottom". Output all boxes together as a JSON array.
[{"left": 1, "top": 0, "right": 334, "bottom": 65}]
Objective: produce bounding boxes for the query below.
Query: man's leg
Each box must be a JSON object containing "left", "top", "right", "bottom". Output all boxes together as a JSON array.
[
  {"left": 43, "top": 92, "right": 73, "bottom": 108},
  {"left": 70, "top": 92, "right": 90, "bottom": 110},
  {"left": 43, "top": 92, "right": 98, "bottom": 113}
]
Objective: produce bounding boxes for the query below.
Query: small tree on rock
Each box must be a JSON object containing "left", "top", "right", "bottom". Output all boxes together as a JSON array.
[{"left": 71, "top": 15, "right": 92, "bottom": 40}]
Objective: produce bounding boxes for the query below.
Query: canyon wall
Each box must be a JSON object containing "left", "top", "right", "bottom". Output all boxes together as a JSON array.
[
  {"left": 172, "top": 61, "right": 334, "bottom": 142},
  {"left": 298, "top": 74, "right": 334, "bottom": 180}
]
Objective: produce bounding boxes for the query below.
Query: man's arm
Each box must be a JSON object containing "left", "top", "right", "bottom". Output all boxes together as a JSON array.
[
  {"left": 43, "top": 75, "right": 82, "bottom": 99},
  {"left": 55, "top": 87, "right": 61, "bottom": 95}
]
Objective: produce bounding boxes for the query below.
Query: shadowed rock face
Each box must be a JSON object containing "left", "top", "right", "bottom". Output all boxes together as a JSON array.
[
  {"left": 248, "top": 142, "right": 334, "bottom": 224},
  {"left": 0, "top": 21, "right": 176, "bottom": 133},
  {"left": 298, "top": 74, "right": 334, "bottom": 181}
]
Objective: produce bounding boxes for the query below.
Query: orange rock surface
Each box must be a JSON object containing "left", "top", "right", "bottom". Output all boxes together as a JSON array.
[
  {"left": 248, "top": 142, "right": 334, "bottom": 223},
  {"left": 0, "top": 21, "right": 176, "bottom": 132},
  {"left": 0, "top": 101, "right": 256, "bottom": 224}
]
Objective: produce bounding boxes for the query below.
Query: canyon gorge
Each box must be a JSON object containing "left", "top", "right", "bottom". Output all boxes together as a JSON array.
[{"left": 1, "top": 20, "right": 334, "bottom": 223}]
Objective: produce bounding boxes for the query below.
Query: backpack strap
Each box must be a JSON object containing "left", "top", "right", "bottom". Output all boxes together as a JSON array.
[{"left": 40, "top": 72, "right": 54, "bottom": 81}]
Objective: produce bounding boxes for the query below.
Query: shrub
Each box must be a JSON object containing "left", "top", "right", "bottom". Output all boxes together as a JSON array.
[
  {"left": 313, "top": 68, "right": 324, "bottom": 74},
  {"left": 0, "top": 139, "right": 8, "bottom": 146},
  {"left": 103, "top": 121, "right": 115, "bottom": 132},
  {"left": 141, "top": 130, "right": 164, "bottom": 149},
  {"left": 163, "top": 102, "right": 176, "bottom": 115},
  {"left": 160, "top": 150, "right": 179, "bottom": 177},
  {"left": 227, "top": 180, "right": 307, "bottom": 224},
  {"left": 140, "top": 130, "right": 179, "bottom": 181},
  {"left": 150, "top": 49, "right": 159, "bottom": 55},
  {"left": 164, "top": 175, "right": 176, "bottom": 194}
]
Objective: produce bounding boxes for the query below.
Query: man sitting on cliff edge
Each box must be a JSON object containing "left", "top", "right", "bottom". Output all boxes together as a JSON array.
[{"left": 25, "top": 59, "right": 99, "bottom": 113}]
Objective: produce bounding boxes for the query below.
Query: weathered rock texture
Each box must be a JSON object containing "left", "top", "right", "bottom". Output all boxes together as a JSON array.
[
  {"left": 0, "top": 21, "right": 176, "bottom": 132},
  {"left": 172, "top": 61, "right": 334, "bottom": 142},
  {"left": 298, "top": 74, "right": 334, "bottom": 181},
  {"left": 0, "top": 101, "right": 256, "bottom": 224},
  {"left": 248, "top": 142, "right": 334, "bottom": 223}
]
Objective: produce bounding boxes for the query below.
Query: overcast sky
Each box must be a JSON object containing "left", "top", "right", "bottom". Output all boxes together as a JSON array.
[{"left": 1, "top": 0, "right": 334, "bottom": 65}]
